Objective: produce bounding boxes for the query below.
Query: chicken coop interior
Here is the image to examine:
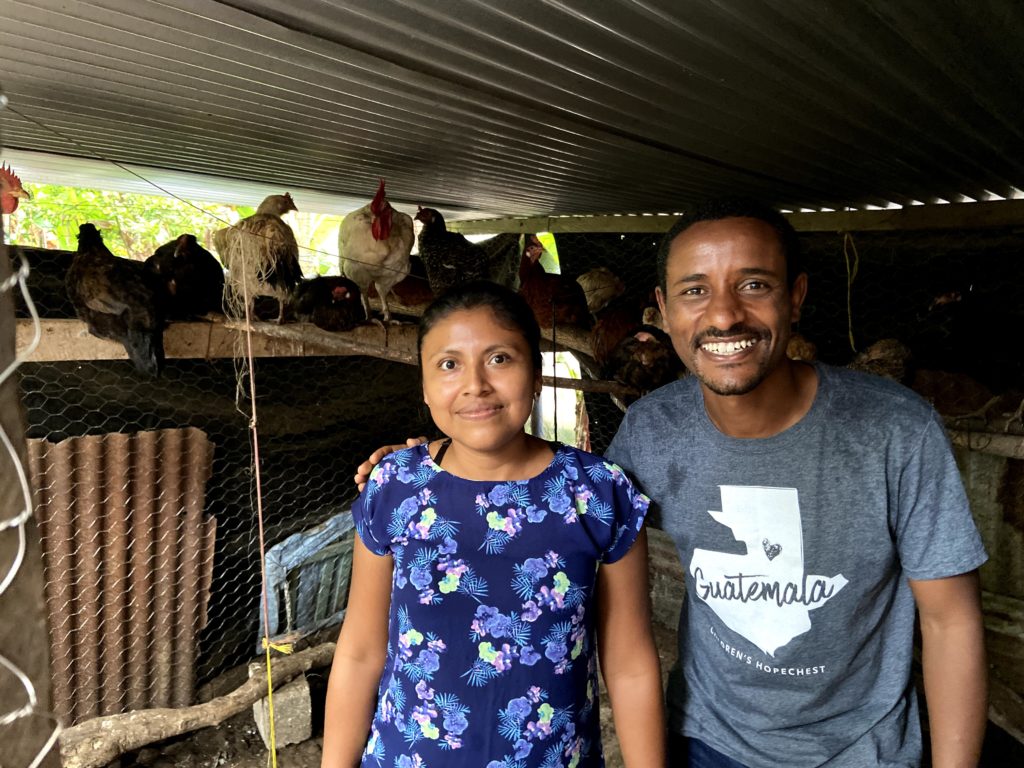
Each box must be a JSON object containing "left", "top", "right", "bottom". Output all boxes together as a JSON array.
[{"left": 2, "top": 1, "right": 1024, "bottom": 767}]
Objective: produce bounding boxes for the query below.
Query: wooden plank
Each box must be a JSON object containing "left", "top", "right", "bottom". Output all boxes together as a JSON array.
[{"left": 448, "top": 199, "right": 1024, "bottom": 235}]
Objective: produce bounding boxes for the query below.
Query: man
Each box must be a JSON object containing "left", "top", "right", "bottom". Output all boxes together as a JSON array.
[
  {"left": 605, "top": 198, "right": 987, "bottom": 767},
  {"left": 356, "top": 198, "right": 988, "bottom": 767}
]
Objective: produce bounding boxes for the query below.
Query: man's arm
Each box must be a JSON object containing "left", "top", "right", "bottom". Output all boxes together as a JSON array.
[{"left": 909, "top": 570, "right": 987, "bottom": 768}]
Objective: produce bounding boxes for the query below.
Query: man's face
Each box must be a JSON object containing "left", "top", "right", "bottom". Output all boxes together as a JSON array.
[{"left": 656, "top": 217, "right": 807, "bottom": 397}]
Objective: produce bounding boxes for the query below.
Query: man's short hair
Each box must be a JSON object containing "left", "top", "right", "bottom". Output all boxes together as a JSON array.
[{"left": 656, "top": 198, "right": 804, "bottom": 290}]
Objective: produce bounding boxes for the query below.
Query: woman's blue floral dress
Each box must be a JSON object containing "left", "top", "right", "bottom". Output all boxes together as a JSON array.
[{"left": 351, "top": 443, "right": 650, "bottom": 768}]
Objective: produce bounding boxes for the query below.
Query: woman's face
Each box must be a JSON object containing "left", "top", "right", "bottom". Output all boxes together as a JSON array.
[{"left": 420, "top": 306, "right": 541, "bottom": 456}]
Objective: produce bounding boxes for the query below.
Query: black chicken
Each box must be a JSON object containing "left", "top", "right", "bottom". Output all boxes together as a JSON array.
[
  {"left": 414, "top": 207, "right": 521, "bottom": 295},
  {"left": 66, "top": 223, "right": 167, "bottom": 376},
  {"left": 145, "top": 234, "right": 225, "bottom": 319},
  {"left": 292, "top": 276, "right": 366, "bottom": 332}
]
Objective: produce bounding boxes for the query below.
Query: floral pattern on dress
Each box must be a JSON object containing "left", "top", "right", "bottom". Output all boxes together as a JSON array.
[{"left": 352, "top": 444, "right": 649, "bottom": 767}]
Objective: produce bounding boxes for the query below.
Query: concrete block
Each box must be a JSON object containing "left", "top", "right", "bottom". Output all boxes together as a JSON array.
[{"left": 251, "top": 669, "right": 311, "bottom": 748}]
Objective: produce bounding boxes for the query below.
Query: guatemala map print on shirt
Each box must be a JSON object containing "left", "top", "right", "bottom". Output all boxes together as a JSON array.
[{"left": 690, "top": 486, "right": 848, "bottom": 656}]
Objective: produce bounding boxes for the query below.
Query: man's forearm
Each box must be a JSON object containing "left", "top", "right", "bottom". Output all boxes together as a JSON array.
[{"left": 920, "top": 615, "right": 987, "bottom": 767}]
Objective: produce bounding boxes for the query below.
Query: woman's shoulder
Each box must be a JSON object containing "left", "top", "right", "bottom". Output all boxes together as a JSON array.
[
  {"left": 364, "top": 444, "right": 435, "bottom": 494},
  {"left": 553, "top": 444, "right": 638, "bottom": 487}
]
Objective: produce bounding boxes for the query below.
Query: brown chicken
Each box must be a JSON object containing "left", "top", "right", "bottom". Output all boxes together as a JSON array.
[
  {"left": 292, "top": 276, "right": 366, "bottom": 332},
  {"left": 215, "top": 193, "right": 303, "bottom": 322},
  {"left": 145, "top": 234, "right": 225, "bottom": 319},
  {"left": 603, "top": 324, "right": 683, "bottom": 406},
  {"left": 66, "top": 223, "right": 167, "bottom": 376},
  {"left": 518, "top": 235, "right": 591, "bottom": 331},
  {"left": 847, "top": 338, "right": 914, "bottom": 385},
  {"left": 415, "top": 207, "right": 520, "bottom": 295}
]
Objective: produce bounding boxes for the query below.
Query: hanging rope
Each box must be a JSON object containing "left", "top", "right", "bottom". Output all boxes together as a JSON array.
[
  {"left": 234, "top": 255, "right": 285, "bottom": 768},
  {"left": 842, "top": 232, "right": 860, "bottom": 353}
]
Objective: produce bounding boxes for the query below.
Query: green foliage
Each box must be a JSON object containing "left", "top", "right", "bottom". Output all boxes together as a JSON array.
[{"left": 3, "top": 183, "right": 345, "bottom": 276}]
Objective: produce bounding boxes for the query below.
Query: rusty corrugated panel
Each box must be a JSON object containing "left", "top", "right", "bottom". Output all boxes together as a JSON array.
[{"left": 27, "top": 427, "right": 216, "bottom": 726}]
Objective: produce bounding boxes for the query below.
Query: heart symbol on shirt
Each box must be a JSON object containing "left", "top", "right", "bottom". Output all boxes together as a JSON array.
[{"left": 762, "top": 538, "right": 782, "bottom": 561}]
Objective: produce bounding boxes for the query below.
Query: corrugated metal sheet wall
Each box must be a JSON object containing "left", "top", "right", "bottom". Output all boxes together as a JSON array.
[{"left": 27, "top": 427, "right": 216, "bottom": 726}]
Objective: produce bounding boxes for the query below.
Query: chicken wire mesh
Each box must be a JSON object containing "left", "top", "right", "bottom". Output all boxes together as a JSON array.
[{"left": 5, "top": 221, "right": 1024, "bottom": 738}]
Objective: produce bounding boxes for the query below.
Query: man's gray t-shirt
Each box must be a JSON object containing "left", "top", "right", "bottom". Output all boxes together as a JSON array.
[{"left": 606, "top": 363, "right": 987, "bottom": 768}]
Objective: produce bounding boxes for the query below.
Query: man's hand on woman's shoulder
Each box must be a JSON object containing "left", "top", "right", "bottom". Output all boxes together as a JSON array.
[{"left": 354, "top": 437, "right": 429, "bottom": 492}]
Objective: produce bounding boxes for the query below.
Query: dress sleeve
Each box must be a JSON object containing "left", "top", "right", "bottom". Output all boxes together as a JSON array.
[
  {"left": 598, "top": 461, "right": 651, "bottom": 565},
  {"left": 351, "top": 458, "right": 397, "bottom": 556}
]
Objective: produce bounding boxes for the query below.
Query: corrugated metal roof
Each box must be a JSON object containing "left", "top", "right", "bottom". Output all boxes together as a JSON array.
[{"left": 1, "top": 0, "right": 1023, "bottom": 216}]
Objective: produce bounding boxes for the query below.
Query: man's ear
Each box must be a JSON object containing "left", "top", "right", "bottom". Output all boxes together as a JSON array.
[
  {"left": 789, "top": 273, "right": 808, "bottom": 323},
  {"left": 655, "top": 285, "right": 668, "bottom": 318}
]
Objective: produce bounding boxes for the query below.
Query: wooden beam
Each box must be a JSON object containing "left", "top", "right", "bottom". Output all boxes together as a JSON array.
[
  {"left": 948, "top": 428, "right": 1024, "bottom": 459},
  {"left": 448, "top": 199, "right": 1024, "bottom": 235},
  {"left": 15, "top": 319, "right": 638, "bottom": 397}
]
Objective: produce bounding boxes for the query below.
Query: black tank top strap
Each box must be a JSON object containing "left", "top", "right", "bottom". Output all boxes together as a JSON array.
[{"left": 433, "top": 437, "right": 453, "bottom": 466}]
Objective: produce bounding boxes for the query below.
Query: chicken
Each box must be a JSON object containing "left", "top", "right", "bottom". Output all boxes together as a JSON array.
[
  {"left": 292, "top": 276, "right": 366, "bottom": 332},
  {"left": 786, "top": 332, "right": 818, "bottom": 362},
  {"left": 576, "top": 266, "right": 625, "bottom": 315},
  {"left": 65, "top": 223, "right": 166, "bottom": 376},
  {"left": 414, "top": 207, "right": 521, "bottom": 295},
  {"left": 518, "top": 235, "right": 591, "bottom": 330},
  {"left": 367, "top": 254, "right": 434, "bottom": 312},
  {"left": 847, "top": 338, "right": 914, "bottom": 385},
  {"left": 1, "top": 162, "right": 30, "bottom": 216},
  {"left": 589, "top": 295, "right": 644, "bottom": 372},
  {"left": 603, "top": 325, "right": 683, "bottom": 407},
  {"left": 215, "top": 193, "right": 303, "bottom": 323},
  {"left": 338, "top": 179, "right": 414, "bottom": 324},
  {"left": 145, "top": 234, "right": 225, "bottom": 319}
]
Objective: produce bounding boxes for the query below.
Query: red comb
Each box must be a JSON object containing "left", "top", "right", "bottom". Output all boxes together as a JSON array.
[
  {"left": 371, "top": 178, "right": 387, "bottom": 206},
  {"left": 0, "top": 162, "right": 23, "bottom": 191}
]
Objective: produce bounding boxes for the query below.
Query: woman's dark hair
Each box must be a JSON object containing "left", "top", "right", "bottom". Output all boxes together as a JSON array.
[
  {"left": 656, "top": 197, "right": 804, "bottom": 291},
  {"left": 417, "top": 280, "right": 543, "bottom": 373}
]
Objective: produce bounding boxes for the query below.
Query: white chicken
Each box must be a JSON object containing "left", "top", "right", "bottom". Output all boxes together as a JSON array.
[
  {"left": 338, "top": 179, "right": 414, "bottom": 324},
  {"left": 214, "top": 193, "right": 303, "bottom": 323}
]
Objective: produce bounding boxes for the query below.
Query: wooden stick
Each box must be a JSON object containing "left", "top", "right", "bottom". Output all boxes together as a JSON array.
[
  {"left": 58, "top": 642, "right": 336, "bottom": 768},
  {"left": 947, "top": 428, "right": 1024, "bottom": 459}
]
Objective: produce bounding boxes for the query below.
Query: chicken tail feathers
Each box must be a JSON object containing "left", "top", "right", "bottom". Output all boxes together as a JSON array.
[{"left": 125, "top": 326, "right": 165, "bottom": 377}]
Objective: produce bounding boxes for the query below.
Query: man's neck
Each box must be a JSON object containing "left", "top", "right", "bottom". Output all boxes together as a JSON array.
[{"left": 701, "top": 361, "right": 819, "bottom": 438}]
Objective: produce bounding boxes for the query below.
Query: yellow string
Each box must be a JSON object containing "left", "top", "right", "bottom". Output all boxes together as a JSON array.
[
  {"left": 842, "top": 232, "right": 860, "bottom": 353},
  {"left": 263, "top": 637, "right": 294, "bottom": 655}
]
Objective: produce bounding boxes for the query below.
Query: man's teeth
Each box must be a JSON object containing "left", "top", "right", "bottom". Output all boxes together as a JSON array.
[{"left": 701, "top": 339, "right": 756, "bottom": 354}]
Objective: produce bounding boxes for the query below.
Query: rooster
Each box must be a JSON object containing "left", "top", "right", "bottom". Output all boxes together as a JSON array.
[
  {"left": 66, "top": 223, "right": 166, "bottom": 376},
  {"left": 338, "top": 179, "right": 414, "bottom": 324},
  {"left": 1, "top": 162, "right": 30, "bottom": 216},
  {"left": 414, "top": 207, "right": 521, "bottom": 295},
  {"left": 293, "top": 276, "right": 366, "bottom": 332},
  {"left": 214, "top": 193, "right": 302, "bottom": 323},
  {"left": 145, "top": 234, "right": 225, "bottom": 319}
]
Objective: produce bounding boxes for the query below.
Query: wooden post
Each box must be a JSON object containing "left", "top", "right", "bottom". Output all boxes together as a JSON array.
[{"left": 0, "top": 232, "right": 60, "bottom": 765}]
